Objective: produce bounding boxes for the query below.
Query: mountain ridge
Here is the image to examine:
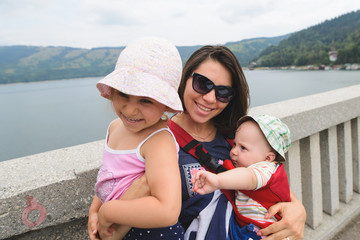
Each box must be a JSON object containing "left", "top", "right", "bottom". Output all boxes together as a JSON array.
[
  {"left": 1, "top": 9, "right": 359, "bottom": 84},
  {"left": 0, "top": 35, "right": 285, "bottom": 84}
]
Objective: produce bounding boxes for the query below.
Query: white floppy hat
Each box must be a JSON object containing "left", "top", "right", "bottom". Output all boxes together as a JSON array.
[{"left": 96, "top": 37, "right": 183, "bottom": 112}]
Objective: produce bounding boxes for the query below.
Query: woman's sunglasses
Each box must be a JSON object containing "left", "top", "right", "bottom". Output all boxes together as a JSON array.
[{"left": 192, "top": 72, "right": 235, "bottom": 103}]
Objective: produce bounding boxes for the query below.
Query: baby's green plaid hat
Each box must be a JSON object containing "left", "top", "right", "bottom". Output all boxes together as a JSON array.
[{"left": 237, "top": 115, "right": 291, "bottom": 161}]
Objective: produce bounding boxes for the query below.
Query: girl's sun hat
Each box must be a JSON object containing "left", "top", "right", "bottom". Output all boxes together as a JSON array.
[
  {"left": 237, "top": 115, "right": 291, "bottom": 161},
  {"left": 96, "top": 37, "right": 183, "bottom": 112}
]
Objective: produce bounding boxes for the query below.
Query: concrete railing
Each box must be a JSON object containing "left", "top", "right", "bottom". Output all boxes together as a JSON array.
[{"left": 1, "top": 84, "right": 360, "bottom": 240}]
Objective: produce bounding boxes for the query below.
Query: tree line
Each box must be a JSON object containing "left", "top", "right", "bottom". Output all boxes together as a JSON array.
[{"left": 254, "top": 10, "right": 360, "bottom": 67}]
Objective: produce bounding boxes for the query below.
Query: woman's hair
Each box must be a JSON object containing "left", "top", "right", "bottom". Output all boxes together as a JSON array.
[{"left": 178, "top": 45, "right": 250, "bottom": 133}]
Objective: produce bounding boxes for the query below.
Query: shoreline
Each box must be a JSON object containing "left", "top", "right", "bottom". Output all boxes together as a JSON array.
[
  {"left": 2, "top": 64, "right": 360, "bottom": 85},
  {"left": 244, "top": 63, "right": 360, "bottom": 71}
]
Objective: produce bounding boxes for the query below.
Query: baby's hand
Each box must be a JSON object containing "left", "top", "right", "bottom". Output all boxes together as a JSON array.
[
  {"left": 191, "top": 169, "right": 219, "bottom": 194},
  {"left": 191, "top": 169, "right": 203, "bottom": 192}
]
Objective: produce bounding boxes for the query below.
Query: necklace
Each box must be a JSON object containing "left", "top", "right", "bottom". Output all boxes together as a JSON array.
[
  {"left": 175, "top": 113, "right": 216, "bottom": 141},
  {"left": 189, "top": 127, "right": 216, "bottom": 141}
]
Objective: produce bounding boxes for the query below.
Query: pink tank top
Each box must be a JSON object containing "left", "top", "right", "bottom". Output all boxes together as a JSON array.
[{"left": 95, "top": 126, "right": 178, "bottom": 203}]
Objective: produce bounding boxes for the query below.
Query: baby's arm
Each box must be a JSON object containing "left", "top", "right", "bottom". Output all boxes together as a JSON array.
[
  {"left": 97, "top": 130, "right": 181, "bottom": 231},
  {"left": 191, "top": 170, "right": 220, "bottom": 194},
  {"left": 192, "top": 167, "right": 258, "bottom": 194}
]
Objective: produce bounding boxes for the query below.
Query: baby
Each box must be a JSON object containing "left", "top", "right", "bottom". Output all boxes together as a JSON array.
[{"left": 192, "top": 115, "right": 291, "bottom": 239}]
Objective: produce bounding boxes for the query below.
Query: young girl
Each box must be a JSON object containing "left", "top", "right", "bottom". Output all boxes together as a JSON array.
[{"left": 88, "top": 37, "right": 184, "bottom": 240}]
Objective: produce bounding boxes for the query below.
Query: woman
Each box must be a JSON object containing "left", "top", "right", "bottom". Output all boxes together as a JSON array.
[
  {"left": 88, "top": 45, "right": 306, "bottom": 240},
  {"left": 169, "top": 45, "right": 305, "bottom": 240}
]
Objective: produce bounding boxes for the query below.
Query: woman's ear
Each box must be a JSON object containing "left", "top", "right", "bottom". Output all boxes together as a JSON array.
[{"left": 265, "top": 151, "right": 276, "bottom": 162}]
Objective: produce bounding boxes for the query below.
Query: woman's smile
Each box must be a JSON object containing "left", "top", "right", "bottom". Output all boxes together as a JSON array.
[{"left": 195, "top": 101, "right": 214, "bottom": 112}]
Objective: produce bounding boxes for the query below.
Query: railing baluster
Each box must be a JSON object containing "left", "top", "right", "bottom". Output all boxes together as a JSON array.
[
  {"left": 300, "top": 134, "right": 323, "bottom": 229},
  {"left": 320, "top": 126, "right": 339, "bottom": 215},
  {"left": 352, "top": 117, "right": 360, "bottom": 193},
  {"left": 337, "top": 121, "right": 353, "bottom": 203},
  {"left": 285, "top": 140, "right": 302, "bottom": 202}
]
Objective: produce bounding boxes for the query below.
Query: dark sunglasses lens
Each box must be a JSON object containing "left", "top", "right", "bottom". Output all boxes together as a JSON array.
[
  {"left": 193, "top": 74, "right": 213, "bottom": 94},
  {"left": 193, "top": 73, "right": 234, "bottom": 103},
  {"left": 216, "top": 86, "right": 234, "bottom": 102}
]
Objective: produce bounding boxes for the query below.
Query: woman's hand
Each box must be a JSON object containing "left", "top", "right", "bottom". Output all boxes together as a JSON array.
[
  {"left": 121, "top": 174, "right": 150, "bottom": 200},
  {"left": 88, "top": 175, "right": 149, "bottom": 240},
  {"left": 258, "top": 193, "right": 306, "bottom": 240}
]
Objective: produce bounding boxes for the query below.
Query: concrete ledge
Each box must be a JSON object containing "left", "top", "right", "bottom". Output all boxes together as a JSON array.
[
  {"left": 6, "top": 218, "right": 88, "bottom": 240},
  {"left": 0, "top": 141, "right": 103, "bottom": 239},
  {"left": 249, "top": 84, "right": 360, "bottom": 141}
]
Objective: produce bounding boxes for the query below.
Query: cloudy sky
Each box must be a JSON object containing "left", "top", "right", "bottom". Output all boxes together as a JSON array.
[{"left": 1, "top": 0, "right": 360, "bottom": 49}]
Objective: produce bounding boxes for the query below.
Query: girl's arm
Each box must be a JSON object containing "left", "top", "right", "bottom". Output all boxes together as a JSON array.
[
  {"left": 257, "top": 191, "right": 306, "bottom": 240},
  {"left": 192, "top": 167, "right": 257, "bottom": 194},
  {"left": 97, "top": 130, "right": 182, "bottom": 229}
]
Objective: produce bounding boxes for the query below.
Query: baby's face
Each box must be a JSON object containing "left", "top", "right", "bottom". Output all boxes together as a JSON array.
[{"left": 230, "top": 121, "right": 272, "bottom": 168}]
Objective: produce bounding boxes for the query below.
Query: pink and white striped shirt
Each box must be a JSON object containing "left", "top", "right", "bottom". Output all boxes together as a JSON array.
[{"left": 235, "top": 161, "right": 280, "bottom": 225}]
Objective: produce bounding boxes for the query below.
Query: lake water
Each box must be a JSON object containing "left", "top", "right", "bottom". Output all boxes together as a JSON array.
[{"left": 1, "top": 70, "right": 360, "bottom": 162}]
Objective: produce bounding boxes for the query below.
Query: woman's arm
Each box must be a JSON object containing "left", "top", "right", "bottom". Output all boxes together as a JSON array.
[
  {"left": 121, "top": 174, "right": 151, "bottom": 200},
  {"left": 97, "top": 131, "right": 182, "bottom": 229},
  {"left": 88, "top": 171, "right": 151, "bottom": 239},
  {"left": 257, "top": 191, "right": 306, "bottom": 240},
  {"left": 99, "top": 175, "right": 151, "bottom": 239},
  {"left": 89, "top": 176, "right": 151, "bottom": 239}
]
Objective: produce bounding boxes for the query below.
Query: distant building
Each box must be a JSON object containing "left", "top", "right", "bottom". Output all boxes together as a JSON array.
[
  {"left": 248, "top": 62, "right": 257, "bottom": 70},
  {"left": 329, "top": 51, "right": 337, "bottom": 62}
]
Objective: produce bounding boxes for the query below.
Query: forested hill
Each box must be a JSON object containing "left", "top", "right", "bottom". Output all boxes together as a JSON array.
[
  {"left": 254, "top": 10, "right": 360, "bottom": 67},
  {"left": 0, "top": 46, "right": 125, "bottom": 84},
  {"left": 0, "top": 36, "right": 286, "bottom": 84}
]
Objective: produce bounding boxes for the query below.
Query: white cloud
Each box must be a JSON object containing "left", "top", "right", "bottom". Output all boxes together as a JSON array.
[{"left": 1, "top": 0, "right": 360, "bottom": 48}]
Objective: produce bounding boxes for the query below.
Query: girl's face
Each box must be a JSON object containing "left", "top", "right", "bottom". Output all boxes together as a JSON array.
[
  {"left": 183, "top": 59, "right": 232, "bottom": 124},
  {"left": 112, "top": 91, "right": 167, "bottom": 133},
  {"left": 230, "top": 121, "right": 273, "bottom": 168}
]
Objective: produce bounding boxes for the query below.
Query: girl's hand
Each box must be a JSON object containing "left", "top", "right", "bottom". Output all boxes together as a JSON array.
[
  {"left": 97, "top": 204, "right": 115, "bottom": 239},
  {"left": 97, "top": 222, "right": 114, "bottom": 240},
  {"left": 257, "top": 195, "right": 306, "bottom": 240},
  {"left": 88, "top": 212, "right": 100, "bottom": 240}
]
